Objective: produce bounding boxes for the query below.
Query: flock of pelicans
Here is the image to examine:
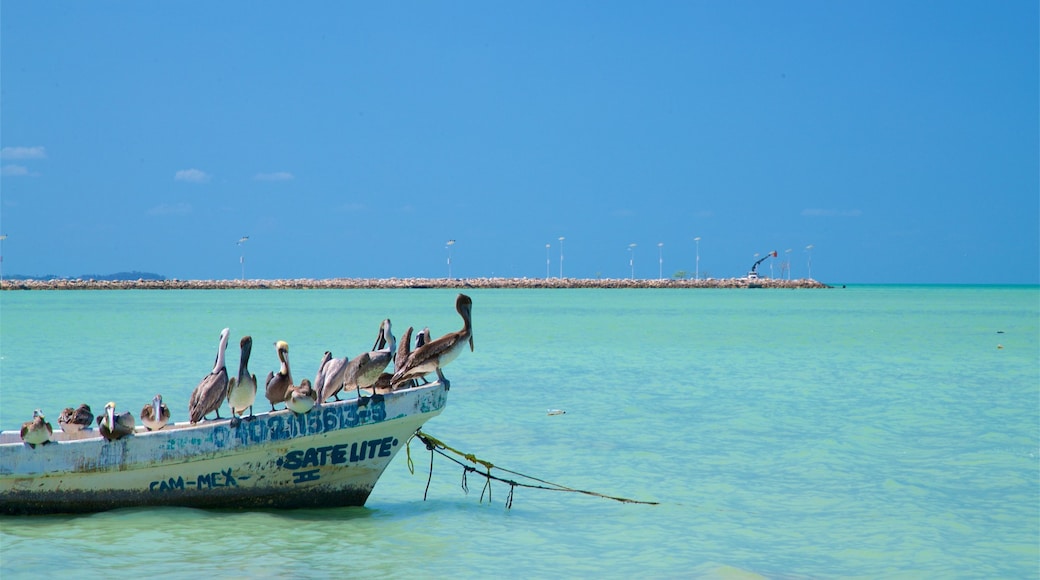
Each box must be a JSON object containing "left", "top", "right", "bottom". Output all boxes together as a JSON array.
[{"left": 18, "top": 294, "right": 474, "bottom": 449}]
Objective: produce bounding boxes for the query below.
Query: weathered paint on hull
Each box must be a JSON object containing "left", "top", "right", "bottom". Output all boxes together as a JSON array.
[{"left": 0, "top": 383, "right": 447, "bottom": 515}]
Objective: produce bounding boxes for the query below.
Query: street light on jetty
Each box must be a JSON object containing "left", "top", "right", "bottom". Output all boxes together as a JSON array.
[
  {"left": 545, "top": 244, "right": 551, "bottom": 279},
  {"left": 658, "top": 242, "right": 664, "bottom": 280},
  {"left": 237, "top": 236, "right": 249, "bottom": 281},
  {"left": 0, "top": 234, "right": 7, "bottom": 287},
  {"left": 785, "top": 248, "right": 793, "bottom": 280},
  {"left": 628, "top": 243, "right": 637, "bottom": 279},
  {"left": 805, "top": 244, "right": 814, "bottom": 280},
  {"left": 558, "top": 236, "right": 565, "bottom": 279},
  {"left": 446, "top": 239, "right": 456, "bottom": 279},
  {"left": 694, "top": 236, "right": 701, "bottom": 281}
]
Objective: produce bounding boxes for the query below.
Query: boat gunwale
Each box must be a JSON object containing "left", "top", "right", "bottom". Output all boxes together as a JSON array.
[{"left": 0, "top": 381, "right": 445, "bottom": 447}]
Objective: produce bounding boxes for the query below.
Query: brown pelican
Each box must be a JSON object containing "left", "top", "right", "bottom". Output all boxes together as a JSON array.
[
  {"left": 416, "top": 327, "right": 431, "bottom": 349},
  {"left": 97, "top": 401, "right": 135, "bottom": 441},
  {"left": 395, "top": 326, "right": 414, "bottom": 373},
  {"left": 57, "top": 403, "right": 94, "bottom": 433},
  {"left": 264, "top": 340, "right": 293, "bottom": 411},
  {"left": 140, "top": 393, "right": 171, "bottom": 431},
  {"left": 188, "top": 327, "right": 231, "bottom": 423},
  {"left": 20, "top": 409, "right": 53, "bottom": 448},
  {"left": 316, "top": 351, "right": 357, "bottom": 403},
  {"left": 391, "top": 294, "right": 473, "bottom": 389},
  {"left": 227, "top": 335, "right": 258, "bottom": 425},
  {"left": 355, "top": 319, "right": 395, "bottom": 398},
  {"left": 312, "top": 350, "right": 333, "bottom": 400},
  {"left": 324, "top": 351, "right": 370, "bottom": 402},
  {"left": 285, "top": 378, "right": 316, "bottom": 414}
]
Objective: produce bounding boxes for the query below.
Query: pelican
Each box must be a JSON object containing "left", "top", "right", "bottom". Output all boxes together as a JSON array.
[
  {"left": 384, "top": 325, "right": 415, "bottom": 391},
  {"left": 141, "top": 393, "right": 171, "bottom": 431},
  {"left": 416, "top": 327, "right": 431, "bottom": 349},
  {"left": 189, "top": 327, "right": 231, "bottom": 423},
  {"left": 57, "top": 403, "right": 94, "bottom": 433},
  {"left": 355, "top": 319, "right": 395, "bottom": 399},
  {"left": 227, "top": 335, "right": 258, "bottom": 425},
  {"left": 312, "top": 350, "right": 333, "bottom": 400},
  {"left": 264, "top": 340, "right": 293, "bottom": 411},
  {"left": 97, "top": 401, "right": 135, "bottom": 441},
  {"left": 395, "top": 326, "right": 414, "bottom": 373},
  {"left": 285, "top": 378, "right": 316, "bottom": 414},
  {"left": 20, "top": 409, "right": 53, "bottom": 448},
  {"left": 391, "top": 294, "right": 473, "bottom": 389},
  {"left": 316, "top": 351, "right": 357, "bottom": 403}
]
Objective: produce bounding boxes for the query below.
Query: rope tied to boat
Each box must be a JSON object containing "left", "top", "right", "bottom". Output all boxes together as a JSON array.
[{"left": 407, "top": 429, "right": 658, "bottom": 508}]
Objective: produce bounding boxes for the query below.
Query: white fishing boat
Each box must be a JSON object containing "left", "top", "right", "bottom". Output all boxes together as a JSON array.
[{"left": 0, "top": 382, "right": 447, "bottom": 515}]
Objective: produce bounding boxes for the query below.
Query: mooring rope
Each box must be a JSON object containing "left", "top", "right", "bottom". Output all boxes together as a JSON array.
[{"left": 407, "top": 429, "right": 659, "bottom": 508}]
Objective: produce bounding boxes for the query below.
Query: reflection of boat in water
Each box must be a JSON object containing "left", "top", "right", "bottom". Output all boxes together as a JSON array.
[{"left": 0, "top": 382, "right": 447, "bottom": 515}]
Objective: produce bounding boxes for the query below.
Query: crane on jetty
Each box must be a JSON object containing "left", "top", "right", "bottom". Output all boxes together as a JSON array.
[{"left": 747, "top": 251, "right": 778, "bottom": 280}]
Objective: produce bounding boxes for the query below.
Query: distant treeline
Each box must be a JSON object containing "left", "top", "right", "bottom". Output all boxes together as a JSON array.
[{"left": 4, "top": 271, "right": 166, "bottom": 282}]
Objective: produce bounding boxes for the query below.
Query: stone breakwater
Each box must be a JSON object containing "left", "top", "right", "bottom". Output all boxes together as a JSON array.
[{"left": 1, "top": 277, "right": 829, "bottom": 290}]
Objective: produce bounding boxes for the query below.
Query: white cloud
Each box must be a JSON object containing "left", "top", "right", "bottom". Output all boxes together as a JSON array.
[
  {"left": 147, "top": 202, "right": 192, "bottom": 216},
  {"left": 1, "top": 164, "right": 36, "bottom": 177},
  {"left": 801, "top": 208, "right": 862, "bottom": 218},
  {"left": 174, "top": 168, "right": 211, "bottom": 183},
  {"left": 0, "top": 146, "right": 46, "bottom": 160},
  {"left": 254, "top": 171, "right": 294, "bottom": 181}
]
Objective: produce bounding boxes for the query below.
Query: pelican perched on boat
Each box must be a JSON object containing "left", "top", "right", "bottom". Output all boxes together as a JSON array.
[
  {"left": 20, "top": 409, "right": 53, "bottom": 448},
  {"left": 228, "top": 335, "right": 258, "bottom": 425},
  {"left": 141, "top": 394, "right": 171, "bottom": 431},
  {"left": 416, "top": 327, "right": 431, "bottom": 349},
  {"left": 355, "top": 319, "right": 395, "bottom": 399},
  {"left": 265, "top": 340, "right": 293, "bottom": 411},
  {"left": 395, "top": 326, "right": 414, "bottom": 372},
  {"left": 313, "top": 350, "right": 333, "bottom": 399},
  {"left": 189, "top": 327, "right": 230, "bottom": 424},
  {"left": 285, "top": 378, "right": 317, "bottom": 414},
  {"left": 57, "top": 403, "right": 94, "bottom": 434},
  {"left": 97, "top": 402, "right": 135, "bottom": 441},
  {"left": 391, "top": 294, "right": 473, "bottom": 389},
  {"left": 316, "top": 351, "right": 357, "bottom": 403}
]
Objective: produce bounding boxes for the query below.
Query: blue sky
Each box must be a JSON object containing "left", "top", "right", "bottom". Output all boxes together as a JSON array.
[{"left": 1, "top": 1, "right": 1037, "bottom": 284}]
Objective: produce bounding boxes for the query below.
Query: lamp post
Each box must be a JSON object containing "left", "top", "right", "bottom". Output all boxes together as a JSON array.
[
  {"left": 785, "top": 248, "right": 793, "bottom": 280},
  {"left": 558, "top": 237, "right": 565, "bottom": 279},
  {"left": 657, "top": 242, "right": 664, "bottom": 280},
  {"left": 237, "top": 236, "right": 249, "bottom": 281},
  {"left": 545, "top": 244, "right": 551, "bottom": 279},
  {"left": 0, "top": 234, "right": 7, "bottom": 287},
  {"left": 446, "top": 239, "right": 456, "bottom": 279},
  {"left": 806, "top": 244, "right": 814, "bottom": 280},
  {"left": 694, "top": 236, "right": 701, "bottom": 281},
  {"left": 628, "top": 243, "right": 637, "bottom": 279}
]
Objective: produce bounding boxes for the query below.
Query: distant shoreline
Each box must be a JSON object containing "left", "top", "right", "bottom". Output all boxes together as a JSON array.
[{"left": 0, "top": 277, "right": 830, "bottom": 290}]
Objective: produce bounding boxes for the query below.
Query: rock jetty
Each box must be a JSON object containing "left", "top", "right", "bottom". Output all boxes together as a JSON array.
[{"left": 0, "top": 277, "right": 829, "bottom": 290}]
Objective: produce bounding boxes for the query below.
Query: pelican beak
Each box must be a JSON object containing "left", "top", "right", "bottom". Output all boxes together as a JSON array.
[
  {"left": 153, "top": 397, "right": 162, "bottom": 420},
  {"left": 107, "top": 405, "right": 116, "bottom": 429}
]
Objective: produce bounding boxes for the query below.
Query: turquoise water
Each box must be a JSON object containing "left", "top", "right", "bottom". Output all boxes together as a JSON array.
[{"left": 1, "top": 286, "right": 1037, "bottom": 578}]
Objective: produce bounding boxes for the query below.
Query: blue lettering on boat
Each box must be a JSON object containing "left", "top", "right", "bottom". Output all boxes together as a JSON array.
[
  {"left": 230, "top": 399, "right": 388, "bottom": 446},
  {"left": 277, "top": 437, "right": 398, "bottom": 473},
  {"left": 148, "top": 468, "right": 239, "bottom": 493}
]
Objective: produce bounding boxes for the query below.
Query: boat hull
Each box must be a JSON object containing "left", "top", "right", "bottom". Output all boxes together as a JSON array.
[{"left": 0, "top": 383, "right": 447, "bottom": 515}]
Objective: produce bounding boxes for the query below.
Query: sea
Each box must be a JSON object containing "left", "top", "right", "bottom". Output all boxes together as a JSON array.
[{"left": 0, "top": 285, "right": 1037, "bottom": 579}]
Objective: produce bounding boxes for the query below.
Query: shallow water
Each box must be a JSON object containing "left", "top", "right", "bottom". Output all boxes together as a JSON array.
[{"left": 1, "top": 286, "right": 1037, "bottom": 577}]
